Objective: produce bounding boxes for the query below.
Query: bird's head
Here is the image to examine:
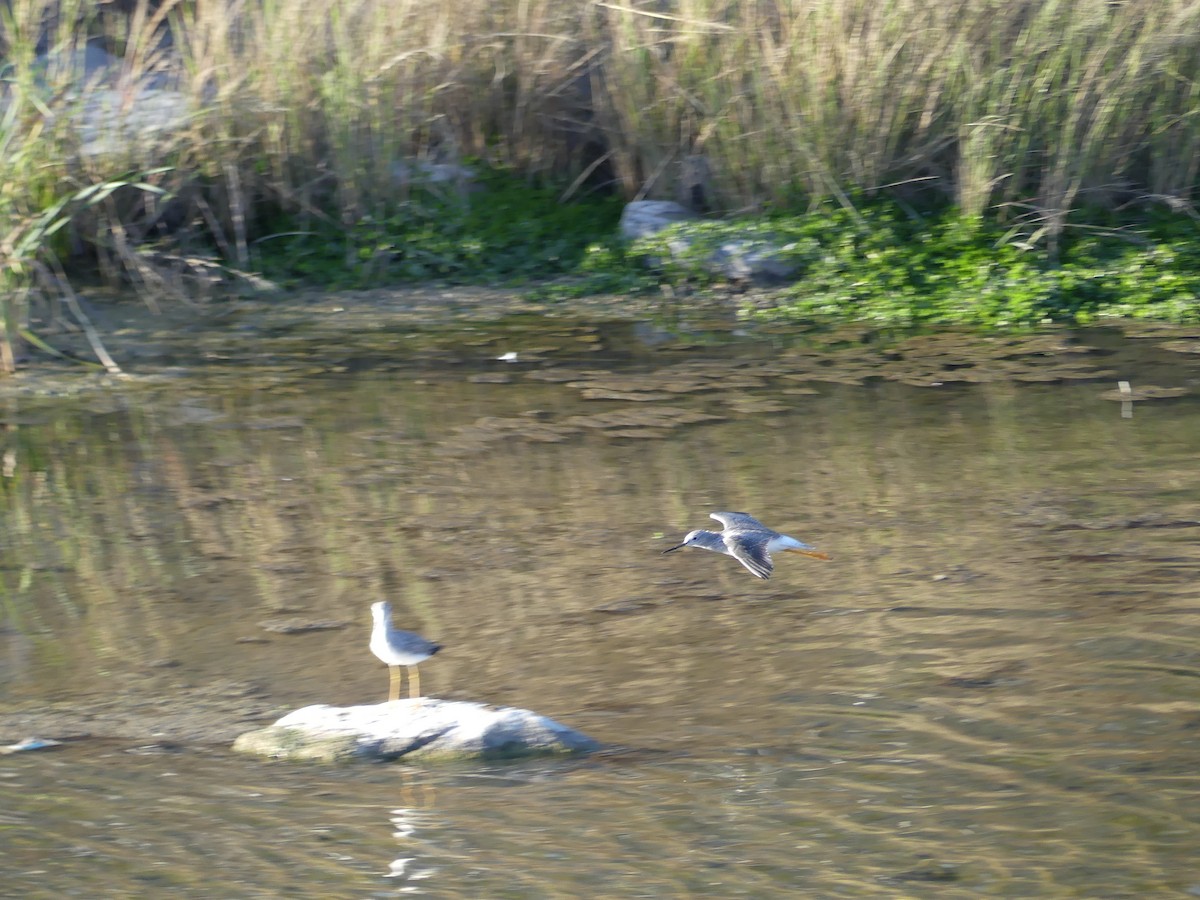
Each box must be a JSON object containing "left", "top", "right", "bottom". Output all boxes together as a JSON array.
[{"left": 662, "top": 529, "right": 706, "bottom": 554}]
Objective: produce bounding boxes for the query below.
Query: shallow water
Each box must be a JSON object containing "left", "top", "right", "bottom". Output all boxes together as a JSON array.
[{"left": 2, "top": 312, "right": 1200, "bottom": 897}]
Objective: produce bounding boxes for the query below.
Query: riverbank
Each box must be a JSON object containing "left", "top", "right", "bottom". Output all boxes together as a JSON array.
[
  {"left": 7, "top": 229, "right": 1200, "bottom": 389},
  {"left": 2, "top": 0, "right": 1199, "bottom": 373},
  {"left": 4, "top": 279, "right": 1198, "bottom": 398}
]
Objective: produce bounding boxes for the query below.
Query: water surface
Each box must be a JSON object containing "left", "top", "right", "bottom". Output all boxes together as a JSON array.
[{"left": 2, "top": 312, "right": 1199, "bottom": 897}]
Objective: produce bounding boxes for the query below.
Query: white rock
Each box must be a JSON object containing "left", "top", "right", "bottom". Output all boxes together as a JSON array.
[
  {"left": 707, "top": 238, "right": 801, "bottom": 283},
  {"left": 78, "top": 88, "right": 193, "bottom": 158},
  {"left": 618, "top": 200, "right": 698, "bottom": 241},
  {"left": 390, "top": 160, "right": 476, "bottom": 188},
  {"left": 232, "top": 698, "right": 600, "bottom": 762},
  {"left": 619, "top": 201, "right": 800, "bottom": 284}
]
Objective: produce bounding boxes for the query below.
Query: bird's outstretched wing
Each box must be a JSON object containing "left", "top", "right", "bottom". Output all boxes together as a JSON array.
[
  {"left": 725, "top": 531, "right": 773, "bottom": 579},
  {"left": 710, "top": 511, "right": 769, "bottom": 531}
]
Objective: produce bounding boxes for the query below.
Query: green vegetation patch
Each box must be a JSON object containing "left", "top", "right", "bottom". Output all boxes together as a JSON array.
[
  {"left": 297, "top": 188, "right": 1198, "bottom": 330},
  {"left": 253, "top": 171, "right": 629, "bottom": 289},
  {"left": 630, "top": 203, "right": 1200, "bottom": 328}
]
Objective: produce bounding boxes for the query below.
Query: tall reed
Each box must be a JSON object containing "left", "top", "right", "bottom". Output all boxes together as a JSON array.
[{"left": 2, "top": 0, "right": 1198, "bottom": 369}]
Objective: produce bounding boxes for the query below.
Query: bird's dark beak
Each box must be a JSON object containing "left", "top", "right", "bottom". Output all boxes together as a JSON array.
[{"left": 662, "top": 543, "right": 686, "bottom": 554}]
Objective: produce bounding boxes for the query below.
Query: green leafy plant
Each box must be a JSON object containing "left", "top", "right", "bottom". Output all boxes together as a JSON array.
[
  {"left": 627, "top": 199, "right": 1200, "bottom": 327},
  {"left": 252, "top": 171, "right": 625, "bottom": 287}
]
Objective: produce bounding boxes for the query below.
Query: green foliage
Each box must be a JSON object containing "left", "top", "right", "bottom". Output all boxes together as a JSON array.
[
  {"left": 632, "top": 201, "right": 1200, "bottom": 328},
  {"left": 522, "top": 242, "right": 659, "bottom": 302},
  {"left": 255, "top": 185, "right": 1200, "bottom": 326},
  {"left": 253, "top": 172, "right": 626, "bottom": 288}
]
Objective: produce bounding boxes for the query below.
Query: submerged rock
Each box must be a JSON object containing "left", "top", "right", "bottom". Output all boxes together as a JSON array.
[
  {"left": 1, "top": 736, "right": 64, "bottom": 755},
  {"left": 232, "top": 699, "right": 600, "bottom": 762},
  {"left": 257, "top": 617, "right": 350, "bottom": 635}
]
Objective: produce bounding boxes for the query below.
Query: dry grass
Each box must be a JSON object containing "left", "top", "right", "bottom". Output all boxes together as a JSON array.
[{"left": 2, "top": 0, "right": 1199, "bottom": 368}]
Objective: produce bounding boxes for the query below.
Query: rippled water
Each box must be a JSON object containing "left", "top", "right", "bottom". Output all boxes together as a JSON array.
[{"left": 2, "top": 313, "right": 1199, "bottom": 897}]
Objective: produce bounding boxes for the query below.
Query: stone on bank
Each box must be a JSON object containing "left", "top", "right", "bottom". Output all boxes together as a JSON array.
[{"left": 232, "top": 698, "right": 600, "bottom": 762}]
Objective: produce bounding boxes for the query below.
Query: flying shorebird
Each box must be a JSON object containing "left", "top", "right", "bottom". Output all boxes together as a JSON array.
[
  {"left": 662, "top": 511, "right": 830, "bottom": 580},
  {"left": 369, "top": 601, "right": 441, "bottom": 701}
]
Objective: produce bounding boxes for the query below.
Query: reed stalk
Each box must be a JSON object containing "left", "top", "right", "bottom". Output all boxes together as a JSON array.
[{"left": 1, "top": 0, "right": 1197, "bottom": 368}]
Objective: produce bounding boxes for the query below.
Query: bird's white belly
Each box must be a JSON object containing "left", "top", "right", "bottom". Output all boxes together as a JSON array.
[{"left": 767, "top": 534, "right": 806, "bottom": 552}]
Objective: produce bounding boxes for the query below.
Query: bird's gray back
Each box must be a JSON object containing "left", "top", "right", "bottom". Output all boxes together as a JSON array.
[{"left": 395, "top": 630, "right": 439, "bottom": 656}]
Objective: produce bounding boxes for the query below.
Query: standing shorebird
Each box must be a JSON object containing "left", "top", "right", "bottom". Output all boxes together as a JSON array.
[
  {"left": 369, "top": 601, "right": 441, "bottom": 701},
  {"left": 663, "top": 511, "right": 830, "bottom": 580}
]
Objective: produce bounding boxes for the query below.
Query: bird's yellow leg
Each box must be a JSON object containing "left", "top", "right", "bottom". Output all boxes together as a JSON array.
[
  {"left": 388, "top": 665, "right": 401, "bottom": 702},
  {"left": 408, "top": 665, "right": 421, "bottom": 699}
]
